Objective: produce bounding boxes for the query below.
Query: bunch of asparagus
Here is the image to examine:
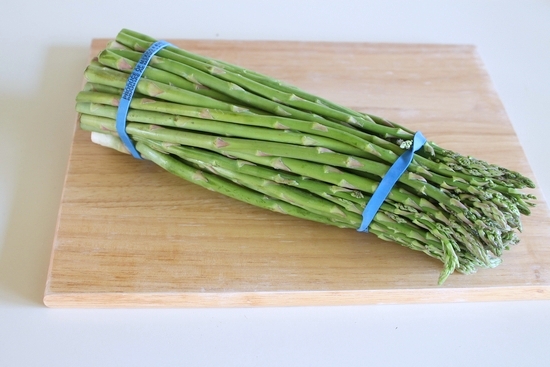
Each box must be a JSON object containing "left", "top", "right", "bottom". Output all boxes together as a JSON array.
[{"left": 76, "top": 29, "right": 536, "bottom": 283}]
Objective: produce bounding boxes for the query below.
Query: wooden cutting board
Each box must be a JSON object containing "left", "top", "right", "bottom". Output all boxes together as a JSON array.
[{"left": 44, "top": 39, "right": 550, "bottom": 307}]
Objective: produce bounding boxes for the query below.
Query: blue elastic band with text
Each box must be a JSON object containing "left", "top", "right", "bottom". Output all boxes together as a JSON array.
[
  {"left": 358, "top": 131, "right": 427, "bottom": 232},
  {"left": 116, "top": 40, "right": 172, "bottom": 159}
]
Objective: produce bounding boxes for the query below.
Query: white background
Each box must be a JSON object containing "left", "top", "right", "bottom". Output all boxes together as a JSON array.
[{"left": 1, "top": 1, "right": 549, "bottom": 366}]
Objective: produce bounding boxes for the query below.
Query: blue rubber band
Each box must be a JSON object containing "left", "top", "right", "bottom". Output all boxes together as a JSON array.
[
  {"left": 358, "top": 131, "right": 427, "bottom": 232},
  {"left": 116, "top": 40, "right": 172, "bottom": 159}
]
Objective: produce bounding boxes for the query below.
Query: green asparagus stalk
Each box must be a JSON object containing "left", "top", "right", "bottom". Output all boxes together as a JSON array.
[
  {"left": 135, "top": 140, "right": 349, "bottom": 228},
  {"left": 75, "top": 101, "right": 370, "bottom": 158},
  {"left": 117, "top": 29, "right": 413, "bottom": 138}
]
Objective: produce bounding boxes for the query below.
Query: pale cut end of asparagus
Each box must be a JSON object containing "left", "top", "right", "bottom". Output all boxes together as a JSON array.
[{"left": 91, "top": 132, "right": 130, "bottom": 154}]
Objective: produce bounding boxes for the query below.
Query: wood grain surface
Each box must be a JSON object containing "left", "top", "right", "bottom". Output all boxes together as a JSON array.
[{"left": 43, "top": 39, "right": 550, "bottom": 307}]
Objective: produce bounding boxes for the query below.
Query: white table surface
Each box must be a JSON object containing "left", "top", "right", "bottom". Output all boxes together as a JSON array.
[{"left": 1, "top": 1, "right": 549, "bottom": 366}]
